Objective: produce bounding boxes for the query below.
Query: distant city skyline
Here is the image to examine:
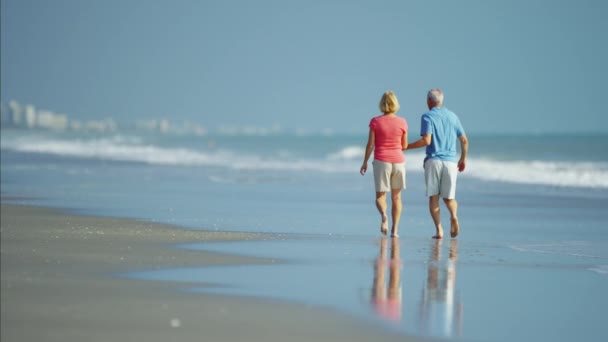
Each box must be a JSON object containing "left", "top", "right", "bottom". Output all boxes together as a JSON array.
[
  {"left": 2, "top": 0, "right": 607, "bottom": 135},
  {"left": 0, "top": 98, "right": 321, "bottom": 136},
  {"left": 0, "top": 99, "right": 208, "bottom": 135}
]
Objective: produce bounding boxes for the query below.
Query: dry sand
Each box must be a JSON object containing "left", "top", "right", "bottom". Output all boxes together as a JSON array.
[{"left": 1, "top": 203, "right": 426, "bottom": 342}]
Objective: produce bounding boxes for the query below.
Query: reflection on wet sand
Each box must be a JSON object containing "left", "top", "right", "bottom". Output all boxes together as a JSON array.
[
  {"left": 371, "top": 237, "right": 402, "bottom": 322},
  {"left": 419, "top": 239, "right": 463, "bottom": 338}
]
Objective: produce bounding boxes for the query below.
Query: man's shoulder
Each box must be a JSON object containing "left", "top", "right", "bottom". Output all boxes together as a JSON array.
[
  {"left": 421, "top": 111, "right": 433, "bottom": 119},
  {"left": 444, "top": 107, "right": 458, "bottom": 116}
]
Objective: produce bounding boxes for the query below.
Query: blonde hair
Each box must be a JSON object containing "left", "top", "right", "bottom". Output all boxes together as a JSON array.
[{"left": 379, "top": 91, "right": 400, "bottom": 114}]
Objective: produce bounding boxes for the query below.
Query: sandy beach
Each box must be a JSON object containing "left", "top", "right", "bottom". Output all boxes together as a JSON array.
[{"left": 0, "top": 202, "right": 426, "bottom": 342}]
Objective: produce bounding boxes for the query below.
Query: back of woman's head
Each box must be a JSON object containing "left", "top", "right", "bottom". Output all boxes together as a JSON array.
[{"left": 379, "top": 91, "right": 400, "bottom": 114}]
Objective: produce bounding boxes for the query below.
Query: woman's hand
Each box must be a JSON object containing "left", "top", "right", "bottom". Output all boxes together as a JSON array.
[{"left": 360, "top": 163, "right": 368, "bottom": 175}]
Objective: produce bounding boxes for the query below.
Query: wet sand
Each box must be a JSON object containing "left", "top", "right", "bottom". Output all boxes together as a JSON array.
[{"left": 0, "top": 203, "right": 426, "bottom": 342}]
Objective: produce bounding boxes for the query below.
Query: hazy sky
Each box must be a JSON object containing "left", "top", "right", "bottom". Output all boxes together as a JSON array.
[{"left": 2, "top": 0, "right": 607, "bottom": 134}]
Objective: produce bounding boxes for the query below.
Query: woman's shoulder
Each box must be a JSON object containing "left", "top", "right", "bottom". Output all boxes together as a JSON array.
[
  {"left": 369, "top": 114, "right": 384, "bottom": 124},
  {"left": 389, "top": 115, "right": 407, "bottom": 125}
]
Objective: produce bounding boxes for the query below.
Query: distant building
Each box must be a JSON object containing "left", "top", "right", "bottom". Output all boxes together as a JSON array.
[
  {"left": 81, "top": 118, "right": 117, "bottom": 133},
  {"left": 37, "top": 110, "right": 68, "bottom": 130},
  {"left": 135, "top": 119, "right": 158, "bottom": 132},
  {"left": 69, "top": 120, "right": 83, "bottom": 131},
  {"left": 159, "top": 118, "right": 170, "bottom": 133},
  {"left": 189, "top": 122, "right": 207, "bottom": 136},
  {"left": 0, "top": 102, "right": 6, "bottom": 124},
  {"left": 8, "top": 100, "right": 23, "bottom": 126},
  {"left": 24, "top": 105, "right": 37, "bottom": 128}
]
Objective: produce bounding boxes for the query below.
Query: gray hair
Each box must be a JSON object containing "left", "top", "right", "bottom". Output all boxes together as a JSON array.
[{"left": 427, "top": 88, "right": 444, "bottom": 105}]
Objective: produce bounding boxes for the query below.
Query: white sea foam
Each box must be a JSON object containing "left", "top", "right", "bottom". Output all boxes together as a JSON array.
[
  {"left": 357, "top": 147, "right": 608, "bottom": 189},
  {"left": 2, "top": 136, "right": 608, "bottom": 189},
  {"left": 327, "top": 146, "right": 365, "bottom": 161},
  {"left": 1, "top": 136, "right": 359, "bottom": 173},
  {"left": 328, "top": 145, "right": 428, "bottom": 166},
  {"left": 588, "top": 265, "right": 608, "bottom": 275},
  {"left": 467, "top": 158, "right": 608, "bottom": 189}
]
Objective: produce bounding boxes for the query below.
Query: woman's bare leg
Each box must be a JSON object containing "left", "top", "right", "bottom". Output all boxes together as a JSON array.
[
  {"left": 376, "top": 192, "right": 388, "bottom": 235},
  {"left": 390, "top": 189, "right": 402, "bottom": 237}
]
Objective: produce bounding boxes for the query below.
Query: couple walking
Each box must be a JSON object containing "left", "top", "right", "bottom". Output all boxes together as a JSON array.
[{"left": 360, "top": 89, "right": 469, "bottom": 239}]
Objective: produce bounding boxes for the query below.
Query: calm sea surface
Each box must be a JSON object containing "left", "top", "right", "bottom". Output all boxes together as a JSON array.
[{"left": 2, "top": 128, "right": 607, "bottom": 342}]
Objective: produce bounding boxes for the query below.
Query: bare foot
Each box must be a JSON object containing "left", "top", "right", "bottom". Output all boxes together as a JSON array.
[
  {"left": 380, "top": 215, "right": 388, "bottom": 235},
  {"left": 433, "top": 225, "right": 444, "bottom": 239},
  {"left": 450, "top": 217, "right": 460, "bottom": 238},
  {"left": 391, "top": 233, "right": 399, "bottom": 238}
]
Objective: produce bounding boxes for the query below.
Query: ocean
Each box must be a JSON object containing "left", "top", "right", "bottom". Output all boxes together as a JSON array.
[{"left": 1, "top": 128, "right": 607, "bottom": 342}]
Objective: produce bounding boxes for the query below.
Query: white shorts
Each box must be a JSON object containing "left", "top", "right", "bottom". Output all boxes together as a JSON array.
[
  {"left": 372, "top": 160, "right": 406, "bottom": 192},
  {"left": 424, "top": 158, "right": 458, "bottom": 199}
]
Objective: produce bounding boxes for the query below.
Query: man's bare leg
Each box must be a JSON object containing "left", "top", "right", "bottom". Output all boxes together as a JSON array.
[
  {"left": 443, "top": 198, "right": 459, "bottom": 238},
  {"left": 376, "top": 192, "right": 388, "bottom": 235},
  {"left": 390, "top": 189, "right": 402, "bottom": 237},
  {"left": 429, "top": 195, "right": 443, "bottom": 238}
]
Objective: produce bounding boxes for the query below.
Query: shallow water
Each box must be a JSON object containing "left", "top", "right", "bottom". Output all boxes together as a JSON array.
[{"left": 126, "top": 234, "right": 608, "bottom": 342}]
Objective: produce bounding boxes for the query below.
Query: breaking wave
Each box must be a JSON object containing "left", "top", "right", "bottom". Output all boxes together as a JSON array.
[{"left": 2, "top": 134, "right": 608, "bottom": 188}]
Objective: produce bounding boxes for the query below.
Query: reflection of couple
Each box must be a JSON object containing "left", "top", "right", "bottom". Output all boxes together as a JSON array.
[
  {"left": 419, "top": 239, "right": 463, "bottom": 337},
  {"left": 371, "top": 237, "right": 402, "bottom": 321},
  {"left": 370, "top": 238, "right": 463, "bottom": 338}
]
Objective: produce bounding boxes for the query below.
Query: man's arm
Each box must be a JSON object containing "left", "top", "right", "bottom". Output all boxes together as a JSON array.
[
  {"left": 458, "top": 135, "right": 468, "bottom": 172},
  {"left": 404, "top": 134, "right": 431, "bottom": 150}
]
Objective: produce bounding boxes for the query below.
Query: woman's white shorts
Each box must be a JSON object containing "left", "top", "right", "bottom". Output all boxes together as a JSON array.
[{"left": 372, "top": 159, "right": 406, "bottom": 192}]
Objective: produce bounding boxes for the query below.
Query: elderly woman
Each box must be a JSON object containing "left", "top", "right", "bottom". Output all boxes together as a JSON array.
[{"left": 360, "top": 91, "right": 408, "bottom": 237}]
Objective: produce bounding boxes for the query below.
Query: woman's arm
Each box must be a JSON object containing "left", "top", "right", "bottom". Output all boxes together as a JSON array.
[
  {"left": 402, "top": 131, "right": 408, "bottom": 150},
  {"left": 360, "top": 129, "right": 375, "bottom": 175}
]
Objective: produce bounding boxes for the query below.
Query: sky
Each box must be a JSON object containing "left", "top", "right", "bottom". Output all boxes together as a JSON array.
[{"left": 2, "top": 0, "right": 607, "bottom": 135}]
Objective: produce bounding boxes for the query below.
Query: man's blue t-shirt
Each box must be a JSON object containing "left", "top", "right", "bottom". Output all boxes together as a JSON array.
[{"left": 420, "top": 106, "right": 465, "bottom": 162}]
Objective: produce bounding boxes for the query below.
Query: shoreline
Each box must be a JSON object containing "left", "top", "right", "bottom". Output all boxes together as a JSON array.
[{"left": 0, "top": 202, "right": 424, "bottom": 342}]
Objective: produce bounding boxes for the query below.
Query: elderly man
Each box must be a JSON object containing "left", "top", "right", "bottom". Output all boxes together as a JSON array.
[{"left": 406, "top": 89, "right": 468, "bottom": 239}]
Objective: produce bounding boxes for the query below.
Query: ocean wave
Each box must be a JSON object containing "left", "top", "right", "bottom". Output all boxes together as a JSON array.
[
  {"left": 2, "top": 136, "right": 608, "bottom": 189},
  {"left": 467, "top": 158, "right": 608, "bottom": 189},
  {"left": 588, "top": 265, "right": 608, "bottom": 275},
  {"left": 327, "top": 146, "right": 366, "bottom": 161},
  {"left": 328, "top": 145, "right": 427, "bottom": 166},
  {"left": 278, "top": 148, "right": 608, "bottom": 188},
  {"left": 0, "top": 135, "right": 361, "bottom": 173}
]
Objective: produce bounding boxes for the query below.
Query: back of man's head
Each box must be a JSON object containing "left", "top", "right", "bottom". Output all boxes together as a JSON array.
[{"left": 427, "top": 88, "right": 444, "bottom": 107}]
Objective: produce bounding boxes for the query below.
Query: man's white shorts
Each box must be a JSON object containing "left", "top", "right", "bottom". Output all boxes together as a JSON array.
[
  {"left": 372, "top": 159, "right": 406, "bottom": 192},
  {"left": 424, "top": 158, "right": 458, "bottom": 199}
]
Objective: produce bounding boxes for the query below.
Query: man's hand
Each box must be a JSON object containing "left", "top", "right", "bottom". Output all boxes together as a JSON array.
[{"left": 458, "top": 159, "right": 466, "bottom": 172}]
